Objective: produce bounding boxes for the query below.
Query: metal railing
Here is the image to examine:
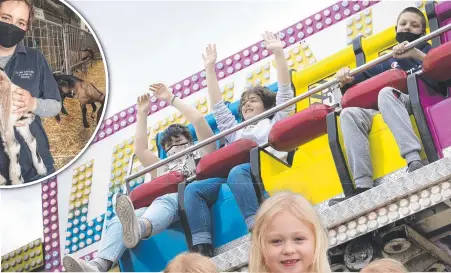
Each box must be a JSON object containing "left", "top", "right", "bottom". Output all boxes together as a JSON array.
[
  {"left": 23, "top": 18, "right": 65, "bottom": 73},
  {"left": 23, "top": 18, "right": 100, "bottom": 75},
  {"left": 124, "top": 23, "right": 451, "bottom": 184}
]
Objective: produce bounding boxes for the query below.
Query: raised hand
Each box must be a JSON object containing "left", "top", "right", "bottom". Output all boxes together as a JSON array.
[
  {"left": 202, "top": 44, "right": 217, "bottom": 68},
  {"left": 136, "top": 93, "right": 150, "bottom": 114},
  {"left": 262, "top": 31, "right": 283, "bottom": 53},
  {"left": 149, "top": 83, "right": 174, "bottom": 103}
]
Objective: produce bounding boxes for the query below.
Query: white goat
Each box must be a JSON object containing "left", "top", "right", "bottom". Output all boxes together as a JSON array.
[{"left": 0, "top": 69, "right": 47, "bottom": 185}]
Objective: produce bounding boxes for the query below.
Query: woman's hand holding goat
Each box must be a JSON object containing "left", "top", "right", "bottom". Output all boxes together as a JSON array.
[{"left": 12, "top": 88, "right": 36, "bottom": 127}]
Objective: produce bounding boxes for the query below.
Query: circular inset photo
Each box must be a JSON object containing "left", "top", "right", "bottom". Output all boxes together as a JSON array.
[{"left": 0, "top": 0, "right": 108, "bottom": 187}]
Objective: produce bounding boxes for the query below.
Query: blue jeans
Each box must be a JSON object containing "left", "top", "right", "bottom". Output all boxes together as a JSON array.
[
  {"left": 96, "top": 193, "right": 179, "bottom": 263},
  {"left": 184, "top": 163, "right": 259, "bottom": 246}
]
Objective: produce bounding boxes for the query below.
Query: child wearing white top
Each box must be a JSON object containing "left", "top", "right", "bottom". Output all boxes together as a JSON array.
[{"left": 183, "top": 31, "right": 294, "bottom": 257}]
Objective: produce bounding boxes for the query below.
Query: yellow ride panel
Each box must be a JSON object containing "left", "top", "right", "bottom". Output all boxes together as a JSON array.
[
  {"left": 291, "top": 46, "right": 357, "bottom": 112},
  {"left": 261, "top": 134, "right": 344, "bottom": 205},
  {"left": 337, "top": 113, "right": 427, "bottom": 181}
]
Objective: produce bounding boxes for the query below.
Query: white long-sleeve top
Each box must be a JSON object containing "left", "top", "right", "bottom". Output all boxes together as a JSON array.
[{"left": 212, "top": 82, "right": 294, "bottom": 161}]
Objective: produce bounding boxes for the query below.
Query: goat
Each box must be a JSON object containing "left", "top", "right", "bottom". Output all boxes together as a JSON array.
[
  {"left": 81, "top": 48, "right": 95, "bottom": 62},
  {"left": 53, "top": 74, "right": 105, "bottom": 128},
  {"left": 79, "top": 48, "right": 95, "bottom": 76},
  {"left": 0, "top": 69, "right": 47, "bottom": 185},
  {"left": 70, "top": 48, "right": 95, "bottom": 75}
]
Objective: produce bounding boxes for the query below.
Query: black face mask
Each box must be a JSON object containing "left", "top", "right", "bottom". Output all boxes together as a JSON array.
[
  {"left": 395, "top": 31, "right": 422, "bottom": 44},
  {"left": 0, "top": 21, "right": 26, "bottom": 48}
]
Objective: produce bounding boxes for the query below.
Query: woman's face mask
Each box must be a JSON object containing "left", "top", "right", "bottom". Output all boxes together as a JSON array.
[
  {"left": 165, "top": 142, "right": 190, "bottom": 156},
  {"left": 0, "top": 21, "right": 26, "bottom": 48}
]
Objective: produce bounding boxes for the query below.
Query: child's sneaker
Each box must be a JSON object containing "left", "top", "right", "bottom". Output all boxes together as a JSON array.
[
  {"left": 115, "top": 195, "right": 141, "bottom": 248},
  {"left": 63, "top": 255, "right": 99, "bottom": 272},
  {"left": 328, "top": 187, "right": 371, "bottom": 206},
  {"left": 407, "top": 160, "right": 425, "bottom": 173}
]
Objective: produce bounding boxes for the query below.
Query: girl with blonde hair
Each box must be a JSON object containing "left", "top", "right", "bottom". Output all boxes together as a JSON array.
[
  {"left": 360, "top": 258, "right": 407, "bottom": 273},
  {"left": 249, "top": 191, "right": 331, "bottom": 273},
  {"left": 164, "top": 252, "right": 218, "bottom": 273}
]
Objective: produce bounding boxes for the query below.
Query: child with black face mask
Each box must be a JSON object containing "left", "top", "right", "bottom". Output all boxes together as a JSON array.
[{"left": 330, "top": 7, "right": 432, "bottom": 205}]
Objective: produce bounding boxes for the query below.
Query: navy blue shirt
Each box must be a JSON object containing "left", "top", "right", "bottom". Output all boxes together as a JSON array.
[
  {"left": 342, "top": 42, "right": 433, "bottom": 93},
  {"left": 0, "top": 44, "right": 61, "bottom": 184}
]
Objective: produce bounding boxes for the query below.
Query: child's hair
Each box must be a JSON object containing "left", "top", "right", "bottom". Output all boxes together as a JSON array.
[
  {"left": 238, "top": 86, "right": 276, "bottom": 120},
  {"left": 360, "top": 258, "right": 407, "bottom": 273},
  {"left": 396, "top": 7, "right": 427, "bottom": 34},
  {"left": 0, "top": 0, "right": 34, "bottom": 30},
  {"left": 164, "top": 252, "right": 218, "bottom": 273},
  {"left": 159, "top": 124, "right": 193, "bottom": 150},
  {"left": 248, "top": 191, "right": 331, "bottom": 273}
]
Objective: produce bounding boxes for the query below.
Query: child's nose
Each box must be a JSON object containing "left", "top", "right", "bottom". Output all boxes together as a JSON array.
[{"left": 282, "top": 242, "right": 296, "bottom": 254}]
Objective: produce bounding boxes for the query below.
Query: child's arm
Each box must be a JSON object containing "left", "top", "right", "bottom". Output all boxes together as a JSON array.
[
  {"left": 134, "top": 94, "right": 159, "bottom": 179},
  {"left": 263, "top": 31, "right": 295, "bottom": 123},
  {"left": 204, "top": 44, "right": 238, "bottom": 143},
  {"left": 203, "top": 44, "right": 223, "bottom": 106},
  {"left": 150, "top": 83, "right": 216, "bottom": 155}
]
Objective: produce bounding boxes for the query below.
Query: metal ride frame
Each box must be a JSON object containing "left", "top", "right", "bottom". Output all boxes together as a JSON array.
[
  {"left": 124, "top": 24, "right": 451, "bottom": 271},
  {"left": 22, "top": 18, "right": 99, "bottom": 75}
]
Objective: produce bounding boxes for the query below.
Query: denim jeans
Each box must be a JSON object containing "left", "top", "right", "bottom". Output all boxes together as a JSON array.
[
  {"left": 96, "top": 193, "right": 179, "bottom": 263},
  {"left": 184, "top": 163, "right": 259, "bottom": 246}
]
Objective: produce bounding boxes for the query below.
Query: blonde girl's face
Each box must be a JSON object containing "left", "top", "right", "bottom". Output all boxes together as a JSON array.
[{"left": 263, "top": 211, "right": 316, "bottom": 273}]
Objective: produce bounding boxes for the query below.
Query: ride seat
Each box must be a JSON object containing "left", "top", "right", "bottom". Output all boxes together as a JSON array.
[
  {"left": 251, "top": 104, "right": 349, "bottom": 205},
  {"left": 331, "top": 69, "right": 427, "bottom": 185},
  {"left": 129, "top": 171, "right": 185, "bottom": 209},
  {"left": 178, "top": 139, "right": 258, "bottom": 249},
  {"left": 418, "top": 41, "right": 451, "bottom": 156}
]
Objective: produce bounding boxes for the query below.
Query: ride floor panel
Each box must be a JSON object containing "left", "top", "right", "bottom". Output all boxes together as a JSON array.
[{"left": 211, "top": 147, "right": 451, "bottom": 272}]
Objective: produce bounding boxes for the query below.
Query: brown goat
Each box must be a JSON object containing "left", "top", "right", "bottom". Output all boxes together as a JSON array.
[{"left": 53, "top": 74, "right": 105, "bottom": 128}]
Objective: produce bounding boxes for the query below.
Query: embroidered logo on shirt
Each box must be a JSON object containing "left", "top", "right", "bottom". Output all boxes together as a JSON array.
[
  {"left": 15, "top": 70, "right": 35, "bottom": 79},
  {"left": 391, "top": 61, "right": 399, "bottom": 69}
]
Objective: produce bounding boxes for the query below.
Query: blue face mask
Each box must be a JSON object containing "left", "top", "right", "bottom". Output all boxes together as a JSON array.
[{"left": 0, "top": 21, "right": 26, "bottom": 48}]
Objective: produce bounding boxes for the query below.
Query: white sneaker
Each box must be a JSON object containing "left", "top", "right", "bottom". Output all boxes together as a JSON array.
[
  {"left": 63, "top": 255, "right": 99, "bottom": 272},
  {"left": 115, "top": 195, "right": 141, "bottom": 249}
]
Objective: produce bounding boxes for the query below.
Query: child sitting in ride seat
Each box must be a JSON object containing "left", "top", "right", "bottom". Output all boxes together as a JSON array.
[
  {"left": 360, "top": 258, "right": 408, "bottom": 273},
  {"left": 62, "top": 84, "right": 224, "bottom": 272},
  {"left": 248, "top": 191, "right": 331, "bottom": 273},
  {"left": 329, "top": 7, "right": 433, "bottom": 205},
  {"left": 183, "top": 31, "right": 294, "bottom": 257},
  {"left": 164, "top": 252, "right": 218, "bottom": 273}
]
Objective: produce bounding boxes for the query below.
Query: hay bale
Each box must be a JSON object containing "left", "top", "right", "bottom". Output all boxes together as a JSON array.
[{"left": 42, "top": 60, "right": 107, "bottom": 170}]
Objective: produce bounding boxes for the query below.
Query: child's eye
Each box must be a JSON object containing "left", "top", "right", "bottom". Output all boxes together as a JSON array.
[
  {"left": 295, "top": 237, "right": 305, "bottom": 242},
  {"left": 270, "top": 239, "right": 282, "bottom": 244}
]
